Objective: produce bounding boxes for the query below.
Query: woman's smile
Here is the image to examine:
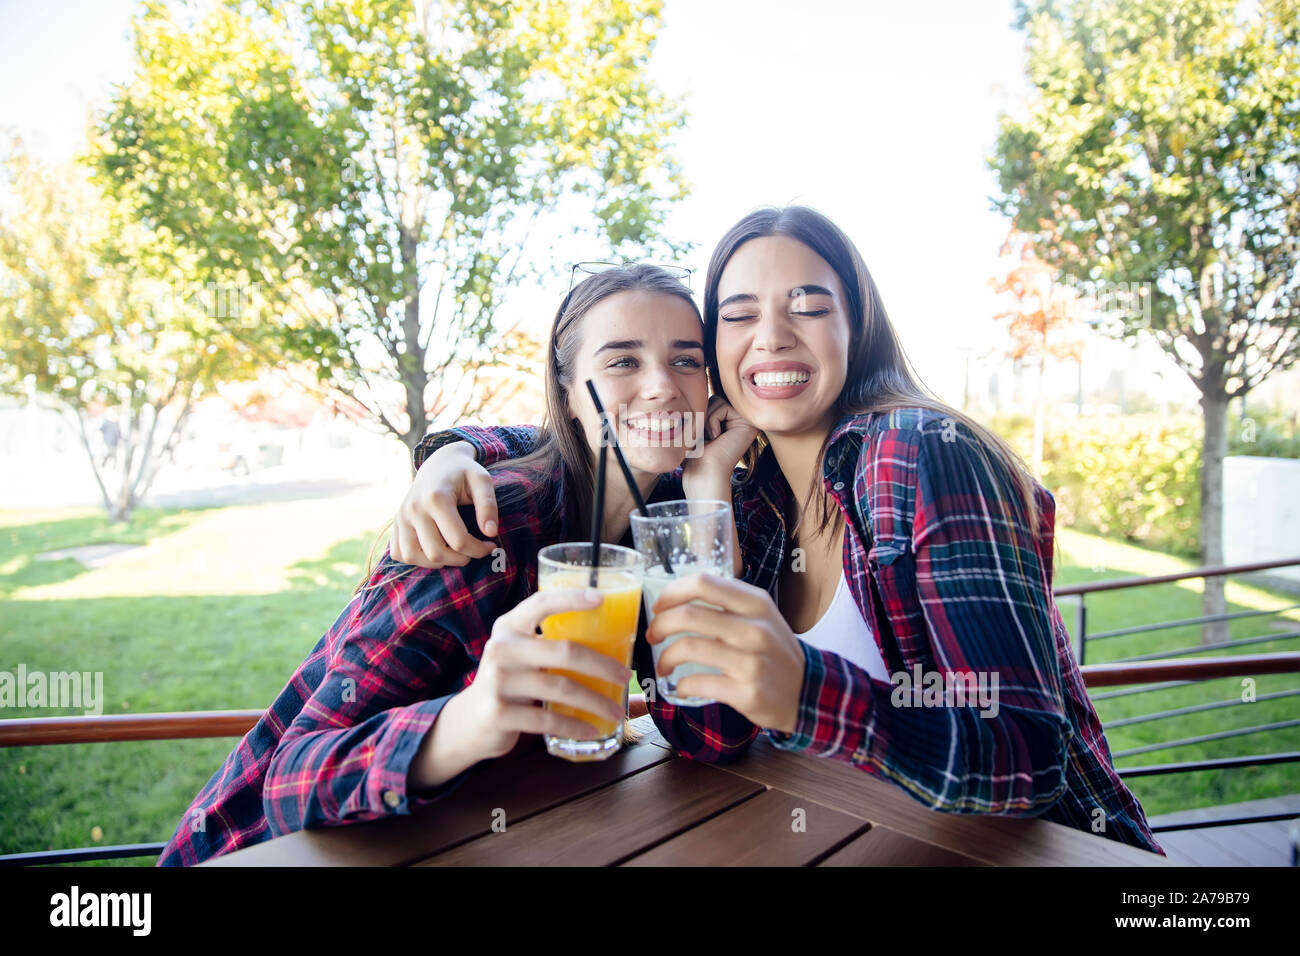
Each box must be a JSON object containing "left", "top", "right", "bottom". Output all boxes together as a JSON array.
[
  {"left": 743, "top": 360, "right": 816, "bottom": 399},
  {"left": 623, "top": 409, "right": 686, "bottom": 442}
]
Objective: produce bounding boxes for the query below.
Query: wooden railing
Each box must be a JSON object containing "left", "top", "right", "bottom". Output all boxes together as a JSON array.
[{"left": 0, "top": 697, "right": 652, "bottom": 748}]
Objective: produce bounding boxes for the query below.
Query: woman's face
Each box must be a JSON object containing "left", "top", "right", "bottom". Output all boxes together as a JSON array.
[
  {"left": 713, "top": 235, "right": 852, "bottom": 439},
  {"left": 567, "top": 289, "right": 709, "bottom": 477}
]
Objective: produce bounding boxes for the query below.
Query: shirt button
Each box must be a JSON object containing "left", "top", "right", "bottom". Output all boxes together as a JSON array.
[
  {"left": 383, "top": 789, "right": 402, "bottom": 809},
  {"left": 832, "top": 481, "right": 845, "bottom": 492}
]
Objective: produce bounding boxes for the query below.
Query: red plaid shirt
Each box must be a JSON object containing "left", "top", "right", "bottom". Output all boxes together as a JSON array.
[
  {"left": 429, "top": 414, "right": 1163, "bottom": 856},
  {"left": 156, "top": 453, "right": 750, "bottom": 866}
]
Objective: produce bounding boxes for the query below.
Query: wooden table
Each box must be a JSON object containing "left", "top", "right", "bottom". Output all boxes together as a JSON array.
[{"left": 204, "top": 715, "right": 1174, "bottom": 867}]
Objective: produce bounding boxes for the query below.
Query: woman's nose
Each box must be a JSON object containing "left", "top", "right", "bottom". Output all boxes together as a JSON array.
[
  {"left": 753, "top": 309, "right": 796, "bottom": 353},
  {"left": 638, "top": 362, "right": 679, "bottom": 399}
]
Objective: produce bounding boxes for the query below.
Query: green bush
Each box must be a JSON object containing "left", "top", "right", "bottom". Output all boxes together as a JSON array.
[
  {"left": 982, "top": 405, "right": 1296, "bottom": 558},
  {"left": 1229, "top": 407, "right": 1300, "bottom": 458},
  {"left": 984, "top": 413, "right": 1201, "bottom": 558}
]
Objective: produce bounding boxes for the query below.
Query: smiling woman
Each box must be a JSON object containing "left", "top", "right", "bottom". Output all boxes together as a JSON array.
[
  {"left": 389, "top": 207, "right": 1167, "bottom": 857},
  {"left": 155, "top": 263, "right": 762, "bottom": 866}
]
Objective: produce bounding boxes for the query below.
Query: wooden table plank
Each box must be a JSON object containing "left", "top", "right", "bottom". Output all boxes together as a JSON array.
[
  {"left": 819, "top": 825, "right": 989, "bottom": 867},
  {"left": 621, "top": 789, "right": 869, "bottom": 866},
  {"left": 204, "top": 730, "right": 673, "bottom": 867},
  {"left": 416, "top": 758, "right": 763, "bottom": 866},
  {"left": 701, "top": 736, "right": 1171, "bottom": 866},
  {"left": 1151, "top": 837, "right": 1197, "bottom": 867}
]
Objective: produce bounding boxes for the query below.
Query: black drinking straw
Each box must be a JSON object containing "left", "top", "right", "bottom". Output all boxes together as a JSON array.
[
  {"left": 584, "top": 379, "right": 674, "bottom": 575},
  {"left": 588, "top": 437, "right": 607, "bottom": 588}
]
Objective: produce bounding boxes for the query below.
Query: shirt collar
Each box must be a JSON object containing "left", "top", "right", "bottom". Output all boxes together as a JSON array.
[
  {"left": 748, "top": 410, "right": 878, "bottom": 491},
  {"left": 823, "top": 411, "right": 879, "bottom": 479}
]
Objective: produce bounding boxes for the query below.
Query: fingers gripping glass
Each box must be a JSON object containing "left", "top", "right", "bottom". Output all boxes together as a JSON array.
[{"left": 566, "top": 261, "right": 692, "bottom": 299}]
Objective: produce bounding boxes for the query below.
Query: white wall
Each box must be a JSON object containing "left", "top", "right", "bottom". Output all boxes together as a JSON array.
[{"left": 1223, "top": 456, "right": 1300, "bottom": 585}]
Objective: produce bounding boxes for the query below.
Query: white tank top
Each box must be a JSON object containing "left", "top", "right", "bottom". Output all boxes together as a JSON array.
[{"left": 792, "top": 569, "right": 892, "bottom": 683}]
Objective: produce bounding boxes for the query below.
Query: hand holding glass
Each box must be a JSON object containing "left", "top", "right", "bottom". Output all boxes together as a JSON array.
[
  {"left": 629, "top": 500, "right": 734, "bottom": 707},
  {"left": 537, "top": 543, "right": 643, "bottom": 761}
]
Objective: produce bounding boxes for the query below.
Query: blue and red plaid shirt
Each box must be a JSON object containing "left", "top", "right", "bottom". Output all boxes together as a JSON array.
[
  {"left": 431, "top": 412, "right": 1164, "bottom": 856},
  {"left": 157, "top": 451, "right": 752, "bottom": 866}
]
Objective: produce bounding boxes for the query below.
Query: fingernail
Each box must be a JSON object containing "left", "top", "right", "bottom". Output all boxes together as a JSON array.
[
  {"left": 583, "top": 589, "right": 603, "bottom": 602},
  {"left": 483, "top": 519, "right": 497, "bottom": 535}
]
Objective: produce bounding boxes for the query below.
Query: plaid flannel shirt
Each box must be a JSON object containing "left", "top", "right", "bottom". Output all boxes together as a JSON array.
[
  {"left": 424, "top": 412, "right": 1163, "bottom": 855},
  {"left": 157, "top": 448, "right": 750, "bottom": 866}
]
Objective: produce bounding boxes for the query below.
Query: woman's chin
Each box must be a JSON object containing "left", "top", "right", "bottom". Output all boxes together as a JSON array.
[
  {"left": 728, "top": 399, "right": 791, "bottom": 431},
  {"left": 624, "top": 446, "right": 687, "bottom": 476}
]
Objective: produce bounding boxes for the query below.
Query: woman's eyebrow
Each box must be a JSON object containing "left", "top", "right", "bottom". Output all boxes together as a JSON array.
[
  {"left": 718, "top": 293, "right": 757, "bottom": 310},
  {"left": 595, "top": 339, "right": 643, "bottom": 354},
  {"left": 595, "top": 339, "right": 703, "bottom": 354},
  {"left": 718, "top": 285, "right": 834, "bottom": 309},
  {"left": 790, "top": 284, "right": 834, "bottom": 297}
]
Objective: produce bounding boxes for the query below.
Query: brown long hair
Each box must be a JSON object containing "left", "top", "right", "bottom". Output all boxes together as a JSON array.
[{"left": 702, "top": 205, "right": 1041, "bottom": 545}]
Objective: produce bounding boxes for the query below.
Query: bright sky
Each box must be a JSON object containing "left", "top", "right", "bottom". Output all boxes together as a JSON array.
[
  {"left": 0, "top": 0, "right": 1206, "bottom": 410},
  {"left": 649, "top": 0, "right": 1035, "bottom": 400}
]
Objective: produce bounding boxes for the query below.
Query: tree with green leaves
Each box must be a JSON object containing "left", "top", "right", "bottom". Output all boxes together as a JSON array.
[
  {"left": 0, "top": 140, "right": 260, "bottom": 522},
  {"left": 990, "top": 0, "right": 1300, "bottom": 642},
  {"left": 93, "top": 0, "right": 691, "bottom": 456}
]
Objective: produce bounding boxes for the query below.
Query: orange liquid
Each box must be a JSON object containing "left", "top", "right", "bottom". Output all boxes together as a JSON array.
[{"left": 538, "top": 570, "right": 641, "bottom": 738}]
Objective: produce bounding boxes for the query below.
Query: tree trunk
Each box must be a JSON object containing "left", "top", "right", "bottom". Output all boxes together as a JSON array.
[
  {"left": 399, "top": 226, "right": 428, "bottom": 450},
  {"left": 1200, "top": 389, "right": 1229, "bottom": 645},
  {"left": 72, "top": 409, "right": 118, "bottom": 521}
]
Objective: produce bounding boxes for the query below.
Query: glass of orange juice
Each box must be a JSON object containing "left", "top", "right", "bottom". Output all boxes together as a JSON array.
[{"left": 537, "top": 543, "right": 644, "bottom": 761}]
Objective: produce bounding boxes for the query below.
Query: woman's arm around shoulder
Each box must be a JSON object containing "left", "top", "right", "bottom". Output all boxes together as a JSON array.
[{"left": 413, "top": 424, "right": 542, "bottom": 470}]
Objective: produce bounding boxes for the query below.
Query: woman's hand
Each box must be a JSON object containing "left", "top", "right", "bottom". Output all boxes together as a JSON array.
[
  {"left": 422, "top": 588, "right": 635, "bottom": 781},
  {"left": 681, "top": 395, "right": 758, "bottom": 498},
  {"left": 645, "top": 573, "right": 805, "bottom": 734},
  {"left": 389, "top": 441, "right": 501, "bottom": 568}
]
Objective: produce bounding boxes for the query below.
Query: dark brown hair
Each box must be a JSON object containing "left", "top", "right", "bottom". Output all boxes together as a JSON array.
[{"left": 702, "top": 205, "right": 1040, "bottom": 544}]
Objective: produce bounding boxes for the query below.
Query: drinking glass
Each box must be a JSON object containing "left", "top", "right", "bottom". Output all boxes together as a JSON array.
[
  {"left": 629, "top": 500, "right": 733, "bottom": 707},
  {"left": 537, "top": 542, "right": 644, "bottom": 761}
]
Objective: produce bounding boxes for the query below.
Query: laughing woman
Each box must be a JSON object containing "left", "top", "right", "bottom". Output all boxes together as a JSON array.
[{"left": 392, "top": 207, "right": 1165, "bottom": 856}]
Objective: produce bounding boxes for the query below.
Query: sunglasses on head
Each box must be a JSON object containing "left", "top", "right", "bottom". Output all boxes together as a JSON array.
[{"left": 566, "top": 260, "right": 692, "bottom": 299}]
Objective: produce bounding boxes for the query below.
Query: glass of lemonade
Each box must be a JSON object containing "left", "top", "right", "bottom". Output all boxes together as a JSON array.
[
  {"left": 537, "top": 543, "right": 644, "bottom": 762},
  {"left": 629, "top": 500, "right": 734, "bottom": 707}
]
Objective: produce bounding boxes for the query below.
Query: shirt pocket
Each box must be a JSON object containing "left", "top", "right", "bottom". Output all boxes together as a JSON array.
[
  {"left": 866, "top": 535, "right": 910, "bottom": 570},
  {"left": 864, "top": 539, "right": 934, "bottom": 670}
]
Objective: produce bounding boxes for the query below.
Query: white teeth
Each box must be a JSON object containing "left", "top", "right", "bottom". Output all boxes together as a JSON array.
[
  {"left": 627, "top": 416, "right": 677, "bottom": 432},
  {"left": 752, "top": 370, "right": 810, "bottom": 387}
]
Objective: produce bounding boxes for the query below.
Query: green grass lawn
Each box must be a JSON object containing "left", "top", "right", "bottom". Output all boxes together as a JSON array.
[{"left": 1, "top": 506, "right": 1297, "bottom": 865}]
